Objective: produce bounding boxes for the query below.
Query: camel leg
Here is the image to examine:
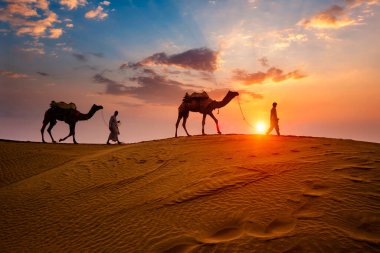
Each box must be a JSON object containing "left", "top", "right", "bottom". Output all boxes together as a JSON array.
[
  {"left": 59, "top": 123, "right": 75, "bottom": 143},
  {"left": 209, "top": 112, "right": 221, "bottom": 134},
  {"left": 202, "top": 113, "right": 207, "bottom": 135},
  {"left": 182, "top": 111, "right": 191, "bottom": 137},
  {"left": 41, "top": 120, "right": 49, "bottom": 143},
  {"left": 175, "top": 112, "right": 182, "bottom": 138},
  {"left": 47, "top": 120, "right": 57, "bottom": 143},
  {"left": 71, "top": 124, "right": 78, "bottom": 144}
]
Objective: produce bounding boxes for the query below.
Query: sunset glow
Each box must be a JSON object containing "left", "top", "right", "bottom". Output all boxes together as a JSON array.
[
  {"left": 255, "top": 121, "right": 267, "bottom": 134},
  {"left": 0, "top": 0, "right": 379, "bottom": 143}
]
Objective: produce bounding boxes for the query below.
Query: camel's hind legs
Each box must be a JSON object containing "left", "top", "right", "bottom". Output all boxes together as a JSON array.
[
  {"left": 175, "top": 111, "right": 191, "bottom": 137},
  {"left": 175, "top": 113, "right": 181, "bottom": 138},
  {"left": 44, "top": 120, "right": 57, "bottom": 143},
  {"left": 202, "top": 113, "right": 207, "bottom": 135},
  {"left": 182, "top": 111, "right": 191, "bottom": 137}
]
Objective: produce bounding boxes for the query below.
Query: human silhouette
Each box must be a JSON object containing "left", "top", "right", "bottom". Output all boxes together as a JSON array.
[
  {"left": 266, "top": 102, "right": 280, "bottom": 136},
  {"left": 107, "top": 111, "right": 121, "bottom": 144}
]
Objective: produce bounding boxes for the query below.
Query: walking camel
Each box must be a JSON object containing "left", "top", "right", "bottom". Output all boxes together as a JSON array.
[
  {"left": 175, "top": 90, "right": 239, "bottom": 137},
  {"left": 41, "top": 103, "right": 103, "bottom": 144}
]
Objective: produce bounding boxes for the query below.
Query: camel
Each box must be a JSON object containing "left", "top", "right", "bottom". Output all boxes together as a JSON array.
[
  {"left": 41, "top": 103, "right": 103, "bottom": 144},
  {"left": 175, "top": 90, "right": 239, "bottom": 137}
]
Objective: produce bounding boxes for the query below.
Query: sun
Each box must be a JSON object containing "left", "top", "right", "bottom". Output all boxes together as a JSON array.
[{"left": 255, "top": 121, "right": 267, "bottom": 134}]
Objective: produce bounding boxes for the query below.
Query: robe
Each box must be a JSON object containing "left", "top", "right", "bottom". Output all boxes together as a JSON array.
[{"left": 108, "top": 115, "right": 120, "bottom": 141}]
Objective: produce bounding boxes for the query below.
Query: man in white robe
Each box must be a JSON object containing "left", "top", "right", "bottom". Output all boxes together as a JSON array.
[{"left": 107, "top": 111, "right": 121, "bottom": 144}]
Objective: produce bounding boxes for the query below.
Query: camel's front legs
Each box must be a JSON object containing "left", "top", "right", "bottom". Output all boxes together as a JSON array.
[
  {"left": 209, "top": 112, "right": 221, "bottom": 134},
  {"left": 46, "top": 120, "right": 57, "bottom": 143},
  {"left": 59, "top": 123, "right": 77, "bottom": 144},
  {"left": 202, "top": 113, "right": 207, "bottom": 135},
  {"left": 41, "top": 121, "right": 48, "bottom": 143}
]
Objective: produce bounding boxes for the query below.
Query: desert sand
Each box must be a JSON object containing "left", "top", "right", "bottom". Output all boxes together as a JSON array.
[{"left": 0, "top": 135, "right": 379, "bottom": 252}]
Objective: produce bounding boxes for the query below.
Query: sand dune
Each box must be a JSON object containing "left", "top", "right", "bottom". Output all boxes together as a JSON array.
[{"left": 0, "top": 135, "right": 379, "bottom": 252}]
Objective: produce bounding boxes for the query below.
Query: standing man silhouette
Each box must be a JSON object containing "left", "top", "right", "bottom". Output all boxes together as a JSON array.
[
  {"left": 266, "top": 102, "right": 280, "bottom": 136},
  {"left": 107, "top": 111, "right": 121, "bottom": 144}
]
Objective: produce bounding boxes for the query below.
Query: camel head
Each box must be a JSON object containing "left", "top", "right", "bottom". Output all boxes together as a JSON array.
[
  {"left": 227, "top": 90, "right": 239, "bottom": 99},
  {"left": 92, "top": 104, "right": 104, "bottom": 111}
]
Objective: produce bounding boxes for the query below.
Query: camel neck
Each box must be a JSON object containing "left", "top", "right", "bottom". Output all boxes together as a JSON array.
[
  {"left": 213, "top": 94, "right": 235, "bottom": 109},
  {"left": 78, "top": 107, "right": 97, "bottom": 121}
]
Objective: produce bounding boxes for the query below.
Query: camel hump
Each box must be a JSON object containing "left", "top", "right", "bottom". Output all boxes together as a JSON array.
[
  {"left": 50, "top": 101, "right": 77, "bottom": 110},
  {"left": 183, "top": 91, "right": 209, "bottom": 102}
]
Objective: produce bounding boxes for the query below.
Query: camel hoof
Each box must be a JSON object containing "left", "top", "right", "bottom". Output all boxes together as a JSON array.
[
  {"left": 59, "top": 139, "right": 63, "bottom": 142},
  {"left": 53, "top": 140, "right": 56, "bottom": 143},
  {"left": 218, "top": 131, "right": 222, "bottom": 135}
]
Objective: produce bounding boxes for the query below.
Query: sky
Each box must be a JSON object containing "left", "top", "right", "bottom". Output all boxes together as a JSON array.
[{"left": 0, "top": 0, "right": 379, "bottom": 144}]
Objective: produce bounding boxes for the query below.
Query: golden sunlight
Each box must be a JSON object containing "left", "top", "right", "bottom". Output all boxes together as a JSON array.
[{"left": 255, "top": 121, "right": 267, "bottom": 134}]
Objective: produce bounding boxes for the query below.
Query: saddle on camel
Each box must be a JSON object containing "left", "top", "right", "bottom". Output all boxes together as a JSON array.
[
  {"left": 50, "top": 101, "right": 77, "bottom": 110},
  {"left": 182, "top": 91, "right": 214, "bottom": 111}
]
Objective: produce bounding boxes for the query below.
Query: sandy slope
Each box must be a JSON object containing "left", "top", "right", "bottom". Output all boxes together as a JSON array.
[{"left": 0, "top": 135, "right": 379, "bottom": 252}]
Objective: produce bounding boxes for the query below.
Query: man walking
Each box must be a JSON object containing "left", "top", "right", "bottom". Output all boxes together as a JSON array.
[
  {"left": 266, "top": 102, "right": 280, "bottom": 136},
  {"left": 107, "top": 111, "right": 121, "bottom": 144}
]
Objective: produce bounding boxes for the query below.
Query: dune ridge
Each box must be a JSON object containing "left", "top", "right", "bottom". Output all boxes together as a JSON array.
[{"left": 0, "top": 135, "right": 379, "bottom": 252}]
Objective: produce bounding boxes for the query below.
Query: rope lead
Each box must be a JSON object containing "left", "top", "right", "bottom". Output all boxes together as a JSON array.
[{"left": 237, "top": 97, "right": 255, "bottom": 128}]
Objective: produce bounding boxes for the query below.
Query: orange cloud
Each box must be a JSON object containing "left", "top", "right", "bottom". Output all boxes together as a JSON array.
[
  {"left": 0, "top": 1, "right": 62, "bottom": 39},
  {"left": 59, "top": 0, "right": 87, "bottom": 10},
  {"left": 48, "top": 28, "right": 63, "bottom": 39},
  {"left": 300, "top": 5, "right": 355, "bottom": 29},
  {"left": 300, "top": 0, "right": 379, "bottom": 29},
  {"left": 7, "top": 3, "right": 39, "bottom": 17},
  {"left": 0, "top": 70, "right": 29, "bottom": 79},
  {"left": 85, "top": 6, "right": 108, "bottom": 20},
  {"left": 233, "top": 67, "right": 306, "bottom": 85}
]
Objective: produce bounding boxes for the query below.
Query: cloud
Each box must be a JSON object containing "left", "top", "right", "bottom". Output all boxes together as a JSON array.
[
  {"left": 20, "top": 47, "right": 45, "bottom": 54},
  {"left": 233, "top": 67, "right": 306, "bottom": 85},
  {"left": 240, "top": 90, "right": 264, "bottom": 99},
  {"left": 72, "top": 53, "right": 88, "bottom": 61},
  {"left": 19, "top": 40, "right": 45, "bottom": 54},
  {"left": 258, "top": 57, "right": 269, "bottom": 67},
  {"left": 36, "top": 71, "right": 49, "bottom": 76},
  {"left": 93, "top": 70, "right": 192, "bottom": 105},
  {"left": 59, "top": 0, "right": 87, "bottom": 10},
  {"left": 100, "top": 1, "right": 111, "bottom": 6},
  {"left": 300, "top": 5, "right": 354, "bottom": 29},
  {"left": 85, "top": 6, "right": 108, "bottom": 20},
  {"left": 48, "top": 28, "right": 63, "bottom": 38},
  {"left": 66, "top": 23, "right": 74, "bottom": 28},
  {"left": 6, "top": 2, "right": 39, "bottom": 17},
  {"left": 0, "top": 70, "right": 29, "bottom": 79},
  {"left": 0, "top": 5, "right": 62, "bottom": 39},
  {"left": 90, "top": 52, "right": 104, "bottom": 58},
  {"left": 122, "top": 48, "right": 220, "bottom": 72},
  {"left": 299, "top": 0, "right": 379, "bottom": 29}
]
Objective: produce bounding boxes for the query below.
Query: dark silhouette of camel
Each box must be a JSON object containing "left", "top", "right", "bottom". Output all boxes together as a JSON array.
[
  {"left": 175, "top": 90, "right": 239, "bottom": 137},
  {"left": 41, "top": 104, "right": 103, "bottom": 144}
]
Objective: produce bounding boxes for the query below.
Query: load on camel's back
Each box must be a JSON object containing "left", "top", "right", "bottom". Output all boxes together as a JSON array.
[
  {"left": 50, "top": 101, "right": 77, "bottom": 110},
  {"left": 182, "top": 91, "right": 214, "bottom": 111}
]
